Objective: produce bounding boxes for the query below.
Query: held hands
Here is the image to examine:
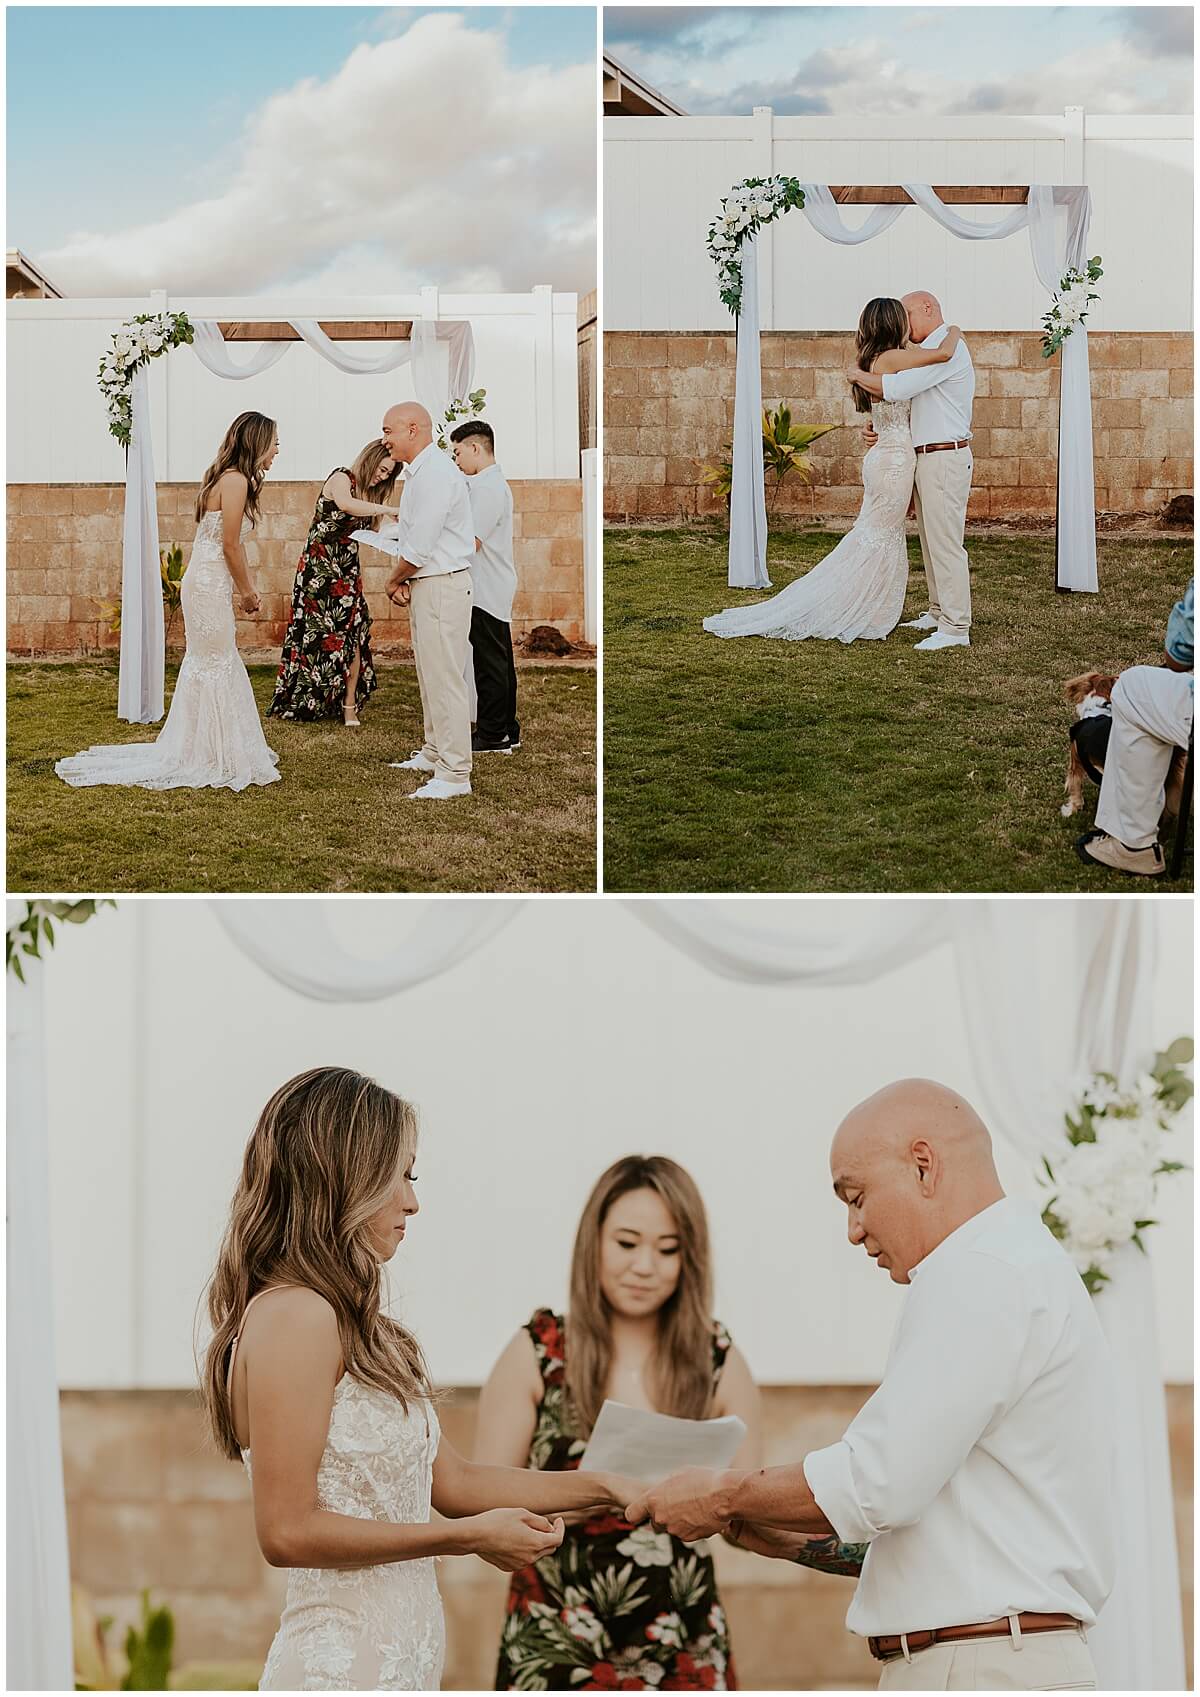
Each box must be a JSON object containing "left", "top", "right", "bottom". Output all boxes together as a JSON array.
[
  {"left": 725, "top": 1518, "right": 803, "bottom": 1561},
  {"left": 624, "top": 1467, "right": 737, "bottom": 1543},
  {"left": 471, "top": 1507, "right": 565, "bottom": 1573},
  {"left": 241, "top": 589, "right": 261, "bottom": 615},
  {"left": 862, "top": 424, "right": 879, "bottom": 448}
]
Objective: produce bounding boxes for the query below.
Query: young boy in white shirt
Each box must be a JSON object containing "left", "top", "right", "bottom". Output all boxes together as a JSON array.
[{"left": 450, "top": 421, "right": 520, "bottom": 754}]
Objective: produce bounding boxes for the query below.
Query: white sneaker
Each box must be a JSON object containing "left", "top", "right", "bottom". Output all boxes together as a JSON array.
[
  {"left": 915, "top": 629, "right": 970, "bottom": 651},
  {"left": 901, "top": 611, "right": 938, "bottom": 631},
  {"left": 389, "top": 752, "right": 435, "bottom": 773},
  {"left": 407, "top": 778, "right": 472, "bottom": 801}
]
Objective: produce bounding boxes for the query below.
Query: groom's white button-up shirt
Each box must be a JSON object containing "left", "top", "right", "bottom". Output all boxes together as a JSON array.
[
  {"left": 803, "top": 1198, "right": 1116, "bottom": 1637},
  {"left": 395, "top": 442, "right": 476, "bottom": 580},
  {"left": 881, "top": 322, "right": 975, "bottom": 447}
]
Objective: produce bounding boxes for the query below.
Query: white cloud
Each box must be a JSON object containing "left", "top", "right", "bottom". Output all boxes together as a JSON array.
[{"left": 43, "top": 12, "right": 595, "bottom": 297}]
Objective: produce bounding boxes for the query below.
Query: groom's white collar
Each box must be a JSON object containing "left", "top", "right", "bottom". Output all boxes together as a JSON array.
[
  {"left": 915, "top": 321, "right": 950, "bottom": 350},
  {"left": 908, "top": 1195, "right": 1026, "bottom": 1280}
]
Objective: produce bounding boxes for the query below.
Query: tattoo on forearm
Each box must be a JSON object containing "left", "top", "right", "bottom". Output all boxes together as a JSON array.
[{"left": 791, "top": 1535, "right": 868, "bottom": 1577}]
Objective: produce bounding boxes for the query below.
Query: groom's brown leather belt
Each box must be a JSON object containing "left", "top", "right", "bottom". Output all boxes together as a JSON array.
[
  {"left": 868, "top": 1612, "right": 1082, "bottom": 1663},
  {"left": 914, "top": 439, "right": 971, "bottom": 455}
]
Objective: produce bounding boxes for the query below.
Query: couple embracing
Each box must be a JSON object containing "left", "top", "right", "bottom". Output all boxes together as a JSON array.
[{"left": 705, "top": 291, "right": 975, "bottom": 650}]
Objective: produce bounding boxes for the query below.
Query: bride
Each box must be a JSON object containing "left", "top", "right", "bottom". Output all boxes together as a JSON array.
[
  {"left": 203, "top": 1066, "right": 633, "bottom": 1691},
  {"left": 56, "top": 411, "right": 282, "bottom": 792},
  {"left": 703, "top": 300, "right": 961, "bottom": 645}
]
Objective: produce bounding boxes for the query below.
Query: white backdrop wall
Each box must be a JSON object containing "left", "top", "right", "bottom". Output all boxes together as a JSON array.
[
  {"left": 7, "top": 288, "right": 579, "bottom": 483},
  {"left": 604, "top": 110, "right": 1193, "bottom": 332},
  {"left": 41, "top": 900, "right": 1193, "bottom": 1392}
]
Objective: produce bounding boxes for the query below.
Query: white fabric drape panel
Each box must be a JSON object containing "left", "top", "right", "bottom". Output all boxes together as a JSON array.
[
  {"left": 6, "top": 909, "right": 75, "bottom": 1691},
  {"left": 118, "top": 318, "right": 476, "bottom": 723},
  {"left": 191, "top": 320, "right": 292, "bottom": 381},
  {"left": 1072, "top": 905, "right": 1185, "bottom": 1693},
  {"left": 211, "top": 897, "right": 518, "bottom": 1001},
  {"left": 800, "top": 184, "right": 905, "bottom": 246},
  {"left": 726, "top": 184, "right": 1098, "bottom": 595},
  {"left": 633, "top": 897, "right": 1181, "bottom": 1692},
  {"left": 728, "top": 237, "right": 770, "bottom": 588},
  {"left": 117, "top": 367, "right": 165, "bottom": 723}
]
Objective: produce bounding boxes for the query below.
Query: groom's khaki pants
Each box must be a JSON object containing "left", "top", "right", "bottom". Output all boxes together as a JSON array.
[
  {"left": 914, "top": 446, "right": 973, "bottom": 636},
  {"left": 409, "top": 569, "right": 473, "bottom": 785},
  {"left": 877, "top": 1627, "right": 1096, "bottom": 1690}
]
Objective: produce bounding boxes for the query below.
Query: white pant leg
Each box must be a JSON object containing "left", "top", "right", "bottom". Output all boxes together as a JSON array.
[
  {"left": 409, "top": 572, "right": 474, "bottom": 784},
  {"left": 914, "top": 448, "right": 973, "bottom": 634},
  {"left": 1095, "top": 666, "right": 1193, "bottom": 849},
  {"left": 877, "top": 1629, "right": 1096, "bottom": 1690}
]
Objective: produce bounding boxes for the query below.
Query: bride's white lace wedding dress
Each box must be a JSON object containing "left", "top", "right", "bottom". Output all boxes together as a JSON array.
[
  {"left": 55, "top": 512, "right": 280, "bottom": 792},
  {"left": 703, "top": 399, "right": 915, "bottom": 643},
  {"left": 246, "top": 1379, "right": 445, "bottom": 1691}
]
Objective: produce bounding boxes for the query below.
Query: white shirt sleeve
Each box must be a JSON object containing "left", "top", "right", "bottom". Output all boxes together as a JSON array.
[
  {"left": 881, "top": 357, "right": 958, "bottom": 403},
  {"left": 803, "top": 1253, "right": 1036, "bottom": 1543},
  {"left": 468, "top": 475, "right": 506, "bottom": 543}
]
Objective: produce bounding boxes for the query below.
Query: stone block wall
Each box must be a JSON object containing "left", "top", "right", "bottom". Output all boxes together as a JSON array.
[
  {"left": 604, "top": 331, "right": 1193, "bottom": 525},
  {"left": 60, "top": 1383, "right": 1193, "bottom": 1690},
  {"left": 7, "top": 478, "right": 585, "bottom": 657}
]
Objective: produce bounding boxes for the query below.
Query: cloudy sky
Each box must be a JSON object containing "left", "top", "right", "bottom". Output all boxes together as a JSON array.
[
  {"left": 605, "top": 6, "right": 1192, "bottom": 116},
  {"left": 7, "top": 6, "right": 596, "bottom": 297}
]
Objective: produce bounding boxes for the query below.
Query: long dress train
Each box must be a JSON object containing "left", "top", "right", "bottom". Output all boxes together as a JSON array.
[
  {"left": 55, "top": 513, "right": 280, "bottom": 792},
  {"left": 703, "top": 399, "right": 914, "bottom": 644}
]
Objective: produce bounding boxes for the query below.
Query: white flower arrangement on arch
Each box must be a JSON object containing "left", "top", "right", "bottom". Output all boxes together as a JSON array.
[
  {"left": 1041, "top": 257, "right": 1103, "bottom": 358},
  {"left": 1040, "top": 1037, "right": 1192, "bottom": 1295},
  {"left": 438, "top": 387, "right": 487, "bottom": 452},
  {"left": 706, "top": 176, "right": 806, "bottom": 316},
  {"left": 97, "top": 311, "right": 195, "bottom": 449}
]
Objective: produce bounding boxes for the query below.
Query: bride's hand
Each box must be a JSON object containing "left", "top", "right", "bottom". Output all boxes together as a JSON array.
[
  {"left": 242, "top": 590, "right": 261, "bottom": 615},
  {"left": 470, "top": 1507, "right": 565, "bottom": 1572}
]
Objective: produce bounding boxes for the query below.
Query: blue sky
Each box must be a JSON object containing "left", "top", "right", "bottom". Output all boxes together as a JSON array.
[
  {"left": 604, "top": 6, "right": 1192, "bottom": 115},
  {"left": 7, "top": 7, "right": 597, "bottom": 293}
]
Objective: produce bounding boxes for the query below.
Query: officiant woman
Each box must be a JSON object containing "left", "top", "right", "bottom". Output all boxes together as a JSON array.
[
  {"left": 475, "top": 1156, "right": 761, "bottom": 1690},
  {"left": 268, "top": 442, "right": 400, "bottom": 726}
]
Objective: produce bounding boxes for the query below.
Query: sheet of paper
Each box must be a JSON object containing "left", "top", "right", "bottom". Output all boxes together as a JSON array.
[
  {"left": 350, "top": 524, "right": 403, "bottom": 555},
  {"left": 579, "top": 1399, "right": 746, "bottom": 1484}
]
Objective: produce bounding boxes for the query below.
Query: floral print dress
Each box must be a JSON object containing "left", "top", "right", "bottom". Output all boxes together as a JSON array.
[
  {"left": 496, "top": 1309, "right": 737, "bottom": 1692},
  {"left": 269, "top": 470, "right": 377, "bottom": 720}
]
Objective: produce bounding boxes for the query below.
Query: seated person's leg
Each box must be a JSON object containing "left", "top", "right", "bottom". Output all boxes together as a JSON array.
[{"left": 1095, "top": 667, "right": 1192, "bottom": 850}]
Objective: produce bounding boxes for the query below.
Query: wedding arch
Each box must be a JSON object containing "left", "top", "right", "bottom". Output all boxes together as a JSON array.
[
  {"left": 116, "top": 316, "right": 477, "bottom": 723},
  {"left": 724, "top": 183, "right": 1099, "bottom": 597}
]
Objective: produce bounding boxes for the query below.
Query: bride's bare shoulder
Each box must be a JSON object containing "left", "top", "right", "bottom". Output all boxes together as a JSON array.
[{"left": 870, "top": 349, "right": 908, "bottom": 375}]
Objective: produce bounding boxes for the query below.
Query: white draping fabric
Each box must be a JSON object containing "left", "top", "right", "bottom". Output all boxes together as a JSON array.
[
  {"left": 727, "top": 184, "right": 1098, "bottom": 596},
  {"left": 212, "top": 897, "right": 517, "bottom": 1001},
  {"left": 800, "top": 184, "right": 906, "bottom": 245},
  {"left": 6, "top": 906, "right": 75, "bottom": 1690},
  {"left": 191, "top": 320, "right": 292, "bottom": 380},
  {"left": 118, "top": 318, "right": 476, "bottom": 721},
  {"left": 630, "top": 897, "right": 1182, "bottom": 1691},
  {"left": 728, "top": 237, "right": 771, "bottom": 588},
  {"left": 117, "top": 367, "right": 165, "bottom": 723}
]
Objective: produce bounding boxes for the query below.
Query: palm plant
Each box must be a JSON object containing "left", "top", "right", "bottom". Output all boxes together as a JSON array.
[{"left": 702, "top": 406, "right": 839, "bottom": 516}]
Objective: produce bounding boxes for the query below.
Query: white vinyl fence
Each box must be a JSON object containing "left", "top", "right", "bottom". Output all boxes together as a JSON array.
[
  {"left": 605, "top": 109, "right": 1193, "bottom": 332},
  {"left": 7, "top": 287, "right": 579, "bottom": 483}
]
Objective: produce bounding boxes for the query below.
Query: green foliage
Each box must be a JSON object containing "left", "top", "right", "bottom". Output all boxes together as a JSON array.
[
  {"left": 6, "top": 900, "right": 115, "bottom": 982},
  {"left": 702, "top": 407, "right": 840, "bottom": 515},
  {"left": 122, "top": 1591, "right": 174, "bottom": 1691},
  {"left": 439, "top": 388, "right": 488, "bottom": 450},
  {"left": 104, "top": 544, "right": 187, "bottom": 637},
  {"left": 73, "top": 1588, "right": 174, "bottom": 1692},
  {"left": 98, "top": 313, "right": 195, "bottom": 448}
]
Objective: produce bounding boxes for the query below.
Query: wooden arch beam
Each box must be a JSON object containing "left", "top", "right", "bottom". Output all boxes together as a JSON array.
[
  {"left": 830, "top": 186, "right": 1030, "bottom": 204},
  {"left": 216, "top": 319, "right": 414, "bottom": 341}
]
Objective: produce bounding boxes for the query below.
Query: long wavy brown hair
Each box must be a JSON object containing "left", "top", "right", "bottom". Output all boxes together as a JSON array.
[
  {"left": 566, "top": 1156, "right": 715, "bottom": 1437},
  {"left": 851, "top": 296, "right": 910, "bottom": 414},
  {"left": 348, "top": 440, "right": 400, "bottom": 514},
  {"left": 195, "top": 410, "right": 277, "bottom": 525},
  {"left": 201, "top": 1066, "right": 434, "bottom": 1460}
]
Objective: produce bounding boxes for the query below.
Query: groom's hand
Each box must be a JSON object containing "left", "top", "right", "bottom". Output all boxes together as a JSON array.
[
  {"left": 861, "top": 424, "right": 878, "bottom": 447},
  {"left": 624, "top": 1467, "right": 738, "bottom": 1542}
]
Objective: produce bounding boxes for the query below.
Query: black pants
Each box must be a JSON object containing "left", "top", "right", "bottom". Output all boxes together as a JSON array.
[{"left": 471, "top": 606, "right": 519, "bottom": 745}]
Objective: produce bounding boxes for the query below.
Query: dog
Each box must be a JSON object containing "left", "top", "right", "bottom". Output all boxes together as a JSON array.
[{"left": 1061, "top": 669, "right": 1186, "bottom": 821}]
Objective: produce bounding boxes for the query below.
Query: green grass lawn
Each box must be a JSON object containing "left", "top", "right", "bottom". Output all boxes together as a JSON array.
[
  {"left": 603, "top": 526, "right": 1193, "bottom": 893},
  {"left": 8, "top": 660, "right": 596, "bottom": 892}
]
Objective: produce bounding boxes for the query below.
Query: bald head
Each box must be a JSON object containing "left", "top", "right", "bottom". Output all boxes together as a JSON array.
[
  {"left": 900, "top": 292, "right": 944, "bottom": 345},
  {"left": 831, "top": 1078, "right": 1003, "bottom": 1283},
  {"left": 382, "top": 402, "right": 434, "bottom": 464}
]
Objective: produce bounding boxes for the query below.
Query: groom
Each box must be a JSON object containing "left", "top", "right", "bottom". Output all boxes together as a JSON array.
[
  {"left": 850, "top": 292, "right": 975, "bottom": 651},
  {"left": 625, "top": 1079, "right": 1116, "bottom": 1691},
  {"left": 381, "top": 402, "right": 475, "bottom": 801}
]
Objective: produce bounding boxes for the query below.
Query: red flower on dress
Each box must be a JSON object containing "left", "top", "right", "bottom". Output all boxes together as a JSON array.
[
  {"left": 582, "top": 1511, "right": 631, "bottom": 1537},
  {"left": 584, "top": 1664, "right": 619, "bottom": 1689},
  {"left": 321, "top": 634, "right": 344, "bottom": 652},
  {"left": 663, "top": 1655, "right": 717, "bottom": 1691},
  {"left": 332, "top": 579, "right": 351, "bottom": 597},
  {"left": 309, "top": 543, "right": 326, "bottom": 559},
  {"left": 507, "top": 1564, "right": 547, "bottom": 1612}
]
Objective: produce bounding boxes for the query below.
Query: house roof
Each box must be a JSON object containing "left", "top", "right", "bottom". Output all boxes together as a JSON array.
[{"left": 603, "top": 53, "right": 686, "bottom": 117}]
